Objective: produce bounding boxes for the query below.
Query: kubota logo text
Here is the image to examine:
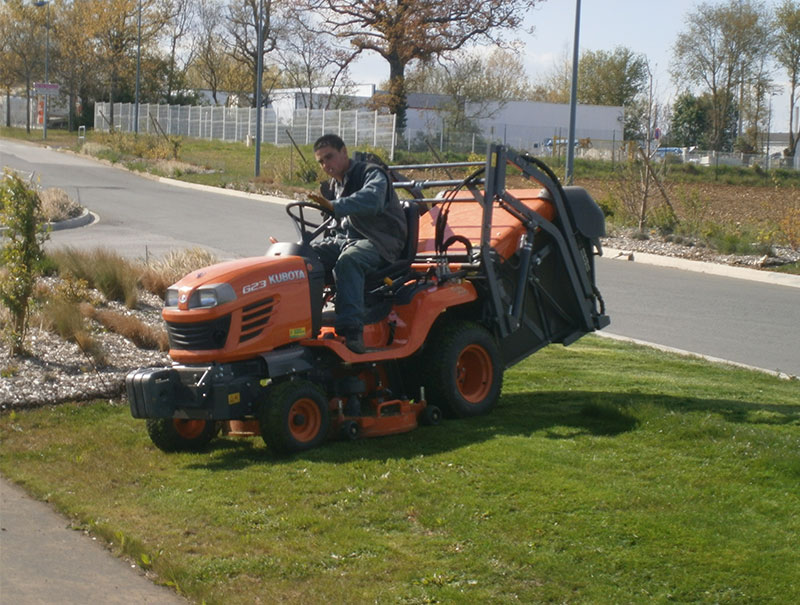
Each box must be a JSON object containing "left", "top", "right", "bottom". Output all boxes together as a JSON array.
[
  {"left": 269, "top": 269, "right": 305, "bottom": 284},
  {"left": 242, "top": 270, "right": 306, "bottom": 294}
]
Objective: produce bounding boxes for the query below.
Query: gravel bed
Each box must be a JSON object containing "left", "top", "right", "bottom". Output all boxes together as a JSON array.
[
  {"left": 1, "top": 236, "right": 797, "bottom": 411},
  {"left": 604, "top": 227, "right": 800, "bottom": 268},
  {"left": 1, "top": 289, "right": 170, "bottom": 411}
]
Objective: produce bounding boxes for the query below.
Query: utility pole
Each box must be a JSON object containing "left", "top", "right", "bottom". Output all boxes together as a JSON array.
[
  {"left": 34, "top": 1, "right": 50, "bottom": 140},
  {"left": 135, "top": 0, "right": 142, "bottom": 134},
  {"left": 254, "top": 0, "right": 264, "bottom": 177},
  {"left": 565, "top": 0, "right": 581, "bottom": 185}
]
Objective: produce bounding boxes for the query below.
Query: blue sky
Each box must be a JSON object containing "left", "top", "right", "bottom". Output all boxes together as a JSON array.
[{"left": 351, "top": 0, "right": 794, "bottom": 131}]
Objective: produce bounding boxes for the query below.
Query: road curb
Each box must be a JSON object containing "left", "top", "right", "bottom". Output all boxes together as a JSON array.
[
  {"left": 0, "top": 207, "right": 95, "bottom": 237},
  {"left": 602, "top": 246, "right": 800, "bottom": 289},
  {"left": 595, "top": 331, "right": 797, "bottom": 380},
  {"left": 154, "top": 175, "right": 291, "bottom": 206},
  {"left": 48, "top": 207, "right": 95, "bottom": 231}
]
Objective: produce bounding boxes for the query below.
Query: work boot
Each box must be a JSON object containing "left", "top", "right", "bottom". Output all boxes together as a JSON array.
[{"left": 340, "top": 327, "right": 365, "bottom": 354}]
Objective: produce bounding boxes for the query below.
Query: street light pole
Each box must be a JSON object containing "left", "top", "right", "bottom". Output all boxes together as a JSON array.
[
  {"left": 254, "top": 0, "right": 264, "bottom": 177},
  {"left": 766, "top": 95, "right": 773, "bottom": 171},
  {"left": 34, "top": 0, "right": 50, "bottom": 140},
  {"left": 565, "top": 0, "right": 581, "bottom": 185},
  {"left": 134, "top": 0, "right": 142, "bottom": 134}
]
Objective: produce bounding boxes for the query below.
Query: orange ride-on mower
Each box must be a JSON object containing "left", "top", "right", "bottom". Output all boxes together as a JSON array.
[{"left": 126, "top": 144, "right": 610, "bottom": 454}]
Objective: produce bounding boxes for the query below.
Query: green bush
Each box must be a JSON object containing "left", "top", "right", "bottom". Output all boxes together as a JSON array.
[
  {"left": 704, "top": 224, "right": 774, "bottom": 256},
  {"left": 48, "top": 247, "right": 139, "bottom": 308},
  {"left": 0, "top": 171, "right": 49, "bottom": 354}
]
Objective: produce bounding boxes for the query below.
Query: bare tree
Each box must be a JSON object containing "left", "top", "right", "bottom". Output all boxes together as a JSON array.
[
  {"left": 672, "top": 0, "right": 772, "bottom": 151},
  {"left": 55, "top": 0, "right": 103, "bottom": 129},
  {"left": 406, "top": 47, "right": 530, "bottom": 133},
  {"left": 616, "top": 66, "right": 674, "bottom": 233},
  {"left": 225, "top": 0, "right": 281, "bottom": 107},
  {"left": 274, "top": 9, "right": 358, "bottom": 110},
  {"left": 529, "top": 47, "right": 572, "bottom": 104},
  {"left": 92, "top": 0, "right": 162, "bottom": 126},
  {"left": 775, "top": 0, "right": 800, "bottom": 158},
  {"left": 1, "top": 0, "right": 47, "bottom": 133},
  {"left": 302, "top": 0, "right": 541, "bottom": 129},
  {"left": 192, "top": 0, "right": 226, "bottom": 104},
  {"left": 157, "top": 0, "right": 199, "bottom": 103},
  {"left": 0, "top": 5, "right": 18, "bottom": 127}
]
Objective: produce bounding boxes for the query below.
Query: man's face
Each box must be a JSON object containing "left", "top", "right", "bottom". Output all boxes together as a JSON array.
[{"left": 314, "top": 144, "right": 350, "bottom": 181}]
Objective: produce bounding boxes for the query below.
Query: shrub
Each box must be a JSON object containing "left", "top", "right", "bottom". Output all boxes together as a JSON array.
[
  {"left": 49, "top": 247, "right": 139, "bottom": 308},
  {"left": 780, "top": 206, "right": 800, "bottom": 250},
  {"left": 83, "top": 306, "right": 168, "bottom": 351},
  {"left": 0, "top": 171, "right": 49, "bottom": 354},
  {"left": 139, "top": 248, "right": 217, "bottom": 298},
  {"left": 704, "top": 224, "right": 774, "bottom": 257},
  {"left": 36, "top": 297, "right": 107, "bottom": 367},
  {"left": 39, "top": 188, "right": 82, "bottom": 222}
]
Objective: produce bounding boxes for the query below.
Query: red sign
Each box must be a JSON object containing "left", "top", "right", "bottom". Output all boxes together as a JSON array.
[{"left": 34, "top": 82, "right": 60, "bottom": 96}]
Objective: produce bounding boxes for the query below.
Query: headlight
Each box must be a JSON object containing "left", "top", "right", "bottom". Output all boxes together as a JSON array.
[
  {"left": 188, "top": 284, "right": 236, "bottom": 309},
  {"left": 164, "top": 288, "right": 179, "bottom": 307},
  {"left": 198, "top": 289, "right": 218, "bottom": 307}
]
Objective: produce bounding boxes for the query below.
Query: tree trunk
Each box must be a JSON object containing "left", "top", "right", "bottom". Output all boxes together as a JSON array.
[
  {"left": 387, "top": 56, "right": 408, "bottom": 131},
  {"left": 68, "top": 91, "right": 76, "bottom": 131},
  {"left": 25, "top": 78, "right": 31, "bottom": 133}
]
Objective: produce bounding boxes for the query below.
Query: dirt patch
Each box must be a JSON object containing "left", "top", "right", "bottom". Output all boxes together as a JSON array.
[{"left": 576, "top": 178, "right": 799, "bottom": 232}]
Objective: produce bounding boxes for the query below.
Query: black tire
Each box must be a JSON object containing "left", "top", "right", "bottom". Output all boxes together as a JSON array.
[
  {"left": 260, "top": 380, "right": 331, "bottom": 454},
  {"left": 420, "top": 321, "right": 503, "bottom": 418},
  {"left": 146, "top": 418, "right": 218, "bottom": 452},
  {"left": 420, "top": 404, "right": 442, "bottom": 426},
  {"left": 340, "top": 420, "right": 360, "bottom": 440}
]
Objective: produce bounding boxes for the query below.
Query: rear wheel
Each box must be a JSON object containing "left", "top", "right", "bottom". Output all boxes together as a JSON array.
[
  {"left": 421, "top": 321, "right": 503, "bottom": 418},
  {"left": 146, "top": 418, "right": 218, "bottom": 452},
  {"left": 260, "top": 380, "right": 330, "bottom": 454}
]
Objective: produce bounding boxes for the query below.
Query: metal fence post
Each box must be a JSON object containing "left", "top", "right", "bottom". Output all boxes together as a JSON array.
[{"left": 390, "top": 114, "right": 397, "bottom": 161}]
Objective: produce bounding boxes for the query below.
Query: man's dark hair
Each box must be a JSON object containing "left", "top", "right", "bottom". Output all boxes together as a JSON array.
[{"left": 314, "top": 133, "right": 346, "bottom": 152}]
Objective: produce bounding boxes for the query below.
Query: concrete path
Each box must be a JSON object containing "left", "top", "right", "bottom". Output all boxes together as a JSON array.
[{"left": 0, "top": 478, "right": 189, "bottom": 604}]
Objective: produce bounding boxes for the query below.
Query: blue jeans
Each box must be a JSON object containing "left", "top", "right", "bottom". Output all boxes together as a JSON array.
[{"left": 313, "top": 236, "right": 387, "bottom": 333}]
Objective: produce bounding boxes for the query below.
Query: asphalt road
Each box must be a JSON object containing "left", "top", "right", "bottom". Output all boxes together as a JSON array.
[
  {"left": 1, "top": 138, "right": 296, "bottom": 259},
  {"left": 596, "top": 256, "right": 799, "bottom": 376}
]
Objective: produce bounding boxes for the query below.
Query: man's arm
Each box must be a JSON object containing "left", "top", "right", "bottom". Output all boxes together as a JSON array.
[
  {"left": 331, "top": 168, "right": 389, "bottom": 218},
  {"left": 306, "top": 192, "right": 334, "bottom": 211}
]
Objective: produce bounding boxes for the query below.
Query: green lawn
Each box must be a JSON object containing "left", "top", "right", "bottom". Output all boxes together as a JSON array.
[{"left": 2, "top": 336, "right": 798, "bottom": 604}]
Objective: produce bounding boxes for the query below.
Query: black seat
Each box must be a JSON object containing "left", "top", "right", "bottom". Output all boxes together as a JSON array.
[
  {"left": 320, "top": 202, "right": 420, "bottom": 329},
  {"left": 366, "top": 201, "right": 419, "bottom": 288}
]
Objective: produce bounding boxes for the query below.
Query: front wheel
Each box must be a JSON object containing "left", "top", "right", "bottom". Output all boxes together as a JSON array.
[
  {"left": 146, "top": 418, "right": 218, "bottom": 452},
  {"left": 260, "top": 380, "right": 331, "bottom": 455},
  {"left": 421, "top": 321, "right": 503, "bottom": 418}
]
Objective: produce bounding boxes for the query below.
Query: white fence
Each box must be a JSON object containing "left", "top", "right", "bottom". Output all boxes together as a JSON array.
[
  {"left": 3, "top": 95, "right": 798, "bottom": 168},
  {"left": 94, "top": 102, "right": 397, "bottom": 154}
]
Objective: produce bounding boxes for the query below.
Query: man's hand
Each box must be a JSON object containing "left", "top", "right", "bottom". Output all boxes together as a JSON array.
[{"left": 306, "top": 192, "right": 334, "bottom": 212}]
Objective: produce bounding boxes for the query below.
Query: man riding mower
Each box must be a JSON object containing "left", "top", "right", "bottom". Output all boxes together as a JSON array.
[{"left": 126, "top": 143, "right": 609, "bottom": 455}]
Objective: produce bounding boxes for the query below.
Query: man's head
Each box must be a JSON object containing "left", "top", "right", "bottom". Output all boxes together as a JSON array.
[{"left": 314, "top": 134, "right": 350, "bottom": 181}]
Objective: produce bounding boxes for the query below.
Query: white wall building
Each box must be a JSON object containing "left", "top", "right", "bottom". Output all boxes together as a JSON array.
[{"left": 402, "top": 93, "right": 624, "bottom": 153}]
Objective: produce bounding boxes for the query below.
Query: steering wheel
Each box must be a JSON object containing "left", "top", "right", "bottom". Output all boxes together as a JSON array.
[{"left": 285, "top": 201, "right": 336, "bottom": 244}]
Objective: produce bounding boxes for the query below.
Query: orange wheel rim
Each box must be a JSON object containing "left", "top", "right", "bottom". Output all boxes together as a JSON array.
[
  {"left": 172, "top": 419, "right": 207, "bottom": 439},
  {"left": 288, "top": 398, "right": 322, "bottom": 443},
  {"left": 456, "top": 344, "right": 493, "bottom": 404}
]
